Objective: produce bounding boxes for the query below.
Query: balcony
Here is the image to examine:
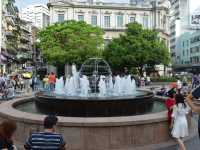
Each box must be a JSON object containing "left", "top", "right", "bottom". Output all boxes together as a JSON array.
[
  {"left": 20, "top": 34, "right": 31, "bottom": 43},
  {"left": 103, "top": 26, "right": 126, "bottom": 31},
  {"left": 18, "top": 44, "right": 31, "bottom": 51},
  {"left": 5, "top": 15, "right": 15, "bottom": 26},
  {"left": 17, "top": 52, "right": 32, "bottom": 60},
  {"left": 21, "top": 25, "right": 31, "bottom": 33},
  {"left": 5, "top": 31, "right": 14, "bottom": 37}
]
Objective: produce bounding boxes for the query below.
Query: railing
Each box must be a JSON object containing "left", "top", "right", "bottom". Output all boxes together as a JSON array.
[{"left": 18, "top": 44, "right": 31, "bottom": 51}]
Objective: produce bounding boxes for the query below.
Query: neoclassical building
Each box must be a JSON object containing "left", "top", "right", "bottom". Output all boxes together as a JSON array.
[{"left": 48, "top": 0, "right": 170, "bottom": 46}]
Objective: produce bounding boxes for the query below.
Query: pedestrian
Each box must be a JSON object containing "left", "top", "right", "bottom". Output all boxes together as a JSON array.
[
  {"left": 140, "top": 77, "right": 145, "bottom": 87},
  {"left": 165, "top": 91, "right": 176, "bottom": 130},
  {"left": 48, "top": 72, "right": 56, "bottom": 91},
  {"left": 192, "top": 74, "right": 199, "bottom": 89},
  {"left": 31, "top": 75, "right": 38, "bottom": 91},
  {"left": 171, "top": 94, "right": 190, "bottom": 150},
  {"left": 24, "top": 115, "right": 66, "bottom": 150},
  {"left": 146, "top": 76, "right": 151, "bottom": 85},
  {"left": 42, "top": 75, "right": 49, "bottom": 90},
  {"left": 18, "top": 75, "right": 24, "bottom": 91},
  {"left": 2, "top": 79, "right": 14, "bottom": 100},
  {"left": 28, "top": 78, "right": 32, "bottom": 93},
  {"left": 0, "top": 119, "right": 17, "bottom": 150},
  {"left": 177, "top": 79, "right": 182, "bottom": 90}
]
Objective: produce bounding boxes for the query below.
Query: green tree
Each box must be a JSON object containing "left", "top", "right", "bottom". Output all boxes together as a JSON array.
[
  {"left": 38, "top": 20, "right": 104, "bottom": 69},
  {"left": 103, "top": 22, "right": 170, "bottom": 76}
]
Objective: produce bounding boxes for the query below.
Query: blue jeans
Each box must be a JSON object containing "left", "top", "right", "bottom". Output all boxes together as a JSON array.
[{"left": 50, "top": 83, "right": 55, "bottom": 91}]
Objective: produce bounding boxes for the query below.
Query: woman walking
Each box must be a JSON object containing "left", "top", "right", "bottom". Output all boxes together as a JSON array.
[{"left": 171, "top": 94, "right": 190, "bottom": 150}]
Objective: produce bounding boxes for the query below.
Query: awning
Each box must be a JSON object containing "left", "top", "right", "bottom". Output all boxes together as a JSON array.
[
  {"left": 0, "top": 51, "right": 8, "bottom": 64},
  {"left": 1, "top": 51, "right": 17, "bottom": 61}
]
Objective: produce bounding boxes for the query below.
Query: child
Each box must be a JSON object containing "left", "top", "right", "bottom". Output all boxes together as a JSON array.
[
  {"left": 165, "top": 91, "right": 176, "bottom": 129},
  {"left": 171, "top": 94, "right": 190, "bottom": 150}
]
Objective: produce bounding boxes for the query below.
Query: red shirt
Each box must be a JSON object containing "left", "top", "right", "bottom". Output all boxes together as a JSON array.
[
  {"left": 48, "top": 74, "right": 56, "bottom": 84},
  {"left": 165, "top": 98, "right": 175, "bottom": 124}
]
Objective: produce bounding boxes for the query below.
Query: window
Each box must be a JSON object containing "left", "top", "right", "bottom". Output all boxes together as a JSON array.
[
  {"left": 130, "top": 16, "right": 136, "bottom": 23},
  {"left": 91, "top": 15, "right": 97, "bottom": 26},
  {"left": 104, "top": 16, "right": 110, "bottom": 28},
  {"left": 58, "top": 14, "right": 64, "bottom": 23},
  {"left": 117, "top": 15, "right": 123, "bottom": 27},
  {"left": 158, "top": 11, "right": 160, "bottom": 27},
  {"left": 78, "top": 15, "right": 84, "bottom": 21},
  {"left": 143, "top": 16, "right": 148, "bottom": 28}
]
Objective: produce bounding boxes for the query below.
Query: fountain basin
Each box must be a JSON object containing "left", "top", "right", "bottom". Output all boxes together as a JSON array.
[
  {"left": 0, "top": 96, "right": 196, "bottom": 150},
  {"left": 35, "top": 90, "right": 154, "bottom": 117}
]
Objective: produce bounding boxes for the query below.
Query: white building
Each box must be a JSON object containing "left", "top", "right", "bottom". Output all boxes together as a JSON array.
[
  {"left": 48, "top": 0, "right": 170, "bottom": 45},
  {"left": 169, "top": 0, "right": 191, "bottom": 65},
  {"left": 170, "top": 1, "right": 200, "bottom": 67},
  {"left": 20, "top": 4, "right": 50, "bottom": 29}
]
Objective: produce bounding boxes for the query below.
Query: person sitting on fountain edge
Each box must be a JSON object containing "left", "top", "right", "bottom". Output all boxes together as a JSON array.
[{"left": 24, "top": 115, "right": 66, "bottom": 150}]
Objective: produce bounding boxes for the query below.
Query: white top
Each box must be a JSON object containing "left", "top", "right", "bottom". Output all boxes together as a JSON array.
[{"left": 171, "top": 103, "right": 190, "bottom": 138}]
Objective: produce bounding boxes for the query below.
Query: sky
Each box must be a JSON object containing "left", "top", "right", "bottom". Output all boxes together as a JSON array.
[{"left": 16, "top": 0, "right": 200, "bottom": 13}]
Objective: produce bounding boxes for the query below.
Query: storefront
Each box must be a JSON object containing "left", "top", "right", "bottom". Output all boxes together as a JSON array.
[
  {"left": 0, "top": 51, "right": 8, "bottom": 73},
  {"left": 0, "top": 50, "right": 17, "bottom": 74}
]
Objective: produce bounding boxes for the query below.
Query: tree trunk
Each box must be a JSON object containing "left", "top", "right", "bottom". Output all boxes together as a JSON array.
[
  {"left": 164, "top": 65, "right": 166, "bottom": 76},
  {"left": 138, "top": 66, "right": 143, "bottom": 77}
]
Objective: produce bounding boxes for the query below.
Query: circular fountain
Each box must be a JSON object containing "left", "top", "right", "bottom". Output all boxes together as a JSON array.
[
  {"left": 0, "top": 58, "right": 196, "bottom": 150},
  {"left": 35, "top": 58, "right": 154, "bottom": 117}
]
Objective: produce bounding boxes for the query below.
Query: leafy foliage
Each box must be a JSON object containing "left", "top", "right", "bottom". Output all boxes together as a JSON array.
[
  {"left": 38, "top": 20, "right": 104, "bottom": 67},
  {"left": 103, "top": 22, "right": 170, "bottom": 76}
]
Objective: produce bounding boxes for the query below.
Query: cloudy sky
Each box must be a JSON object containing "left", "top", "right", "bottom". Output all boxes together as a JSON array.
[{"left": 16, "top": 0, "right": 200, "bottom": 13}]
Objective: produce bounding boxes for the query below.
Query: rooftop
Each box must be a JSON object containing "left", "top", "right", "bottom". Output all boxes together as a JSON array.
[{"left": 48, "top": 0, "right": 170, "bottom": 9}]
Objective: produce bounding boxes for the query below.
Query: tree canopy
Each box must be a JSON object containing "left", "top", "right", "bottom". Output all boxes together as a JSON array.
[
  {"left": 103, "top": 22, "right": 170, "bottom": 76},
  {"left": 38, "top": 20, "right": 104, "bottom": 67}
]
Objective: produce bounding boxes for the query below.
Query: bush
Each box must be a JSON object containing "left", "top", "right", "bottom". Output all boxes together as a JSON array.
[{"left": 151, "top": 76, "right": 177, "bottom": 82}]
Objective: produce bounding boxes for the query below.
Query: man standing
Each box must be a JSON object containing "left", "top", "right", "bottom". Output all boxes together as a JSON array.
[
  {"left": 24, "top": 115, "right": 66, "bottom": 150},
  {"left": 49, "top": 72, "right": 56, "bottom": 91}
]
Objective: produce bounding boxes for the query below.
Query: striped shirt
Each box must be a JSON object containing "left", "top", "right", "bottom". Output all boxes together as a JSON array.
[{"left": 25, "top": 132, "right": 65, "bottom": 150}]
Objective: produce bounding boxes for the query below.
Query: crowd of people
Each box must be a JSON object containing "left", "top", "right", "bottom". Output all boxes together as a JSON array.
[
  {"left": 0, "top": 71, "right": 58, "bottom": 100},
  {"left": 164, "top": 77, "right": 200, "bottom": 150},
  {"left": 0, "top": 72, "right": 43, "bottom": 100},
  {"left": 41, "top": 72, "right": 57, "bottom": 91}
]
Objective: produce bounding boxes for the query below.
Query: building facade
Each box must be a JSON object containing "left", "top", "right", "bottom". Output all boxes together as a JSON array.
[
  {"left": 17, "top": 19, "right": 33, "bottom": 68},
  {"left": 20, "top": 4, "right": 50, "bottom": 29},
  {"left": 48, "top": 0, "right": 170, "bottom": 46},
  {"left": 169, "top": 0, "right": 200, "bottom": 69},
  {"left": 0, "top": 0, "right": 20, "bottom": 73},
  {"left": 0, "top": 1, "right": 37, "bottom": 73},
  {"left": 190, "top": 31, "right": 200, "bottom": 64},
  {"left": 169, "top": 0, "right": 191, "bottom": 65}
]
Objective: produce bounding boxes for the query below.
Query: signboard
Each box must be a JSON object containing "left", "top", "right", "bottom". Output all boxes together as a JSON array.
[{"left": 191, "top": 14, "right": 200, "bottom": 25}]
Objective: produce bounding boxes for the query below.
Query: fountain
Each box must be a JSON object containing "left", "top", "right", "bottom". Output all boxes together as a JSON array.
[
  {"left": 35, "top": 58, "right": 154, "bottom": 117},
  {"left": 0, "top": 58, "right": 196, "bottom": 150}
]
